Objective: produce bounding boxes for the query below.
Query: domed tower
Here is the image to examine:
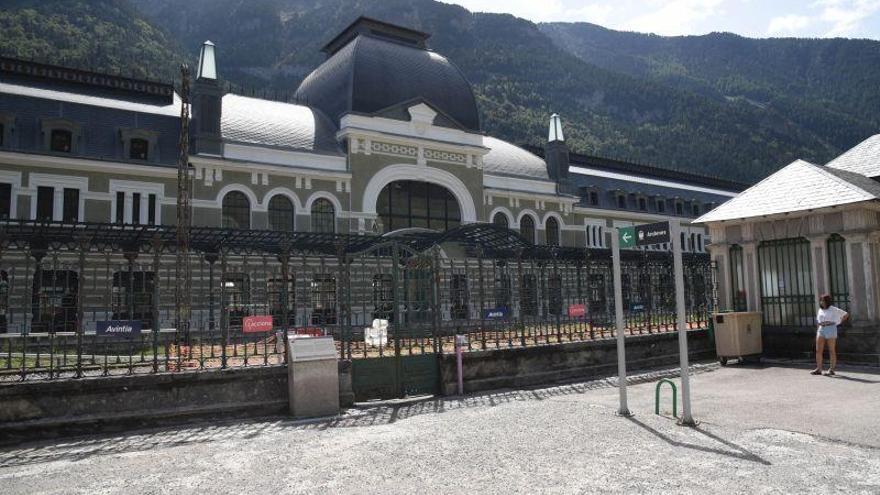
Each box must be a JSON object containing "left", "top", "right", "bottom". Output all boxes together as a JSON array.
[{"left": 294, "top": 17, "right": 481, "bottom": 132}]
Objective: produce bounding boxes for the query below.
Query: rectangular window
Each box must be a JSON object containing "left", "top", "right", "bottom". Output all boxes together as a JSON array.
[
  {"left": 0, "top": 183, "right": 10, "bottom": 220},
  {"left": 451, "top": 274, "right": 469, "bottom": 320},
  {"left": 827, "top": 235, "right": 850, "bottom": 314},
  {"left": 132, "top": 193, "right": 141, "bottom": 225},
  {"left": 657, "top": 200, "right": 666, "bottom": 213},
  {"left": 115, "top": 191, "right": 125, "bottom": 224},
  {"left": 589, "top": 191, "right": 599, "bottom": 206},
  {"left": 268, "top": 277, "right": 296, "bottom": 326},
  {"left": 692, "top": 204, "right": 700, "bottom": 216},
  {"left": 36, "top": 186, "right": 54, "bottom": 221},
  {"left": 520, "top": 274, "right": 538, "bottom": 317},
  {"left": 62, "top": 188, "right": 79, "bottom": 223},
  {"left": 112, "top": 271, "right": 156, "bottom": 329},
  {"left": 638, "top": 197, "right": 647, "bottom": 211},
  {"left": 617, "top": 195, "right": 626, "bottom": 209},
  {"left": 729, "top": 245, "right": 747, "bottom": 311},
  {"left": 311, "top": 275, "right": 337, "bottom": 325},
  {"left": 223, "top": 273, "right": 250, "bottom": 327},
  {"left": 32, "top": 270, "right": 79, "bottom": 332},
  {"left": 130, "top": 138, "right": 149, "bottom": 160},
  {"left": 148, "top": 194, "right": 156, "bottom": 225},
  {"left": 50, "top": 129, "right": 72, "bottom": 153},
  {"left": 675, "top": 202, "right": 684, "bottom": 215},
  {"left": 0, "top": 123, "right": 4, "bottom": 147},
  {"left": 371, "top": 274, "right": 394, "bottom": 322}
]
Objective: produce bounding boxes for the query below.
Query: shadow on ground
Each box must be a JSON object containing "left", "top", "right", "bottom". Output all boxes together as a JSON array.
[{"left": 0, "top": 363, "right": 721, "bottom": 468}]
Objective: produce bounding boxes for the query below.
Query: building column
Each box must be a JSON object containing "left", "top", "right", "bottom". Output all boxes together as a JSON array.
[
  {"left": 709, "top": 243, "right": 731, "bottom": 310},
  {"left": 808, "top": 235, "right": 828, "bottom": 300},
  {"left": 741, "top": 242, "right": 760, "bottom": 312},
  {"left": 844, "top": 234, "right": 878, "bottom": 323}
]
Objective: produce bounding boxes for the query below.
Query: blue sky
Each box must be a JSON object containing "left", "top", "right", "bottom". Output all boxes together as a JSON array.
[{"left": 441, "top": 0, "right": 880, "bottom": 39}]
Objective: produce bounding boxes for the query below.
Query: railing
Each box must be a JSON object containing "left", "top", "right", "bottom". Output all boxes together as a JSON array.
[{"left": 0, "top": 327, "right": 285, "bottom": 381}]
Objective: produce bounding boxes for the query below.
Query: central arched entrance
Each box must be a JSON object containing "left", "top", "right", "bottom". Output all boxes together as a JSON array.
[{"left": 376, "top": 180, "right": 462, "bottom": 232}]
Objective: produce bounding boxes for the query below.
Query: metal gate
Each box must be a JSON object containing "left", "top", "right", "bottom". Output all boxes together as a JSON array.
[{"left": 346, "top": 242, "right": 439, "bottom": 401}]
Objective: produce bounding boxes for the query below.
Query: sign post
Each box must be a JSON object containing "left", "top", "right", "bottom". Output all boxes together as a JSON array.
[
  {"left": 613, "top": 221, "right": 678, "bottom": 419},
  {"left": 611, "top": 227, "right": 630, "bottom": 416},
  {"left": 670, "top": 222, "right": 696, "bottom": 426}
]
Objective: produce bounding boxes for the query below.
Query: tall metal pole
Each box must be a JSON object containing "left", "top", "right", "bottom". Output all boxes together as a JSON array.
[
  {"left": 175, "top": 65, "right": 192, "bottom": 340},
  {"left": 611, "top": 228, "right": 630, "bottom": 416},
  {"left": 671, "top": 222, "right": 695, "bottom": 426}
]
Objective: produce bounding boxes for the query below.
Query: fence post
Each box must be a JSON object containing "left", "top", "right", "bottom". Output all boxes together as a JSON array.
[
  {"left": 151, "top": 235, "right": 162, "bottom": 373},
  {"left": 75, "top": 236, "right": 88, "bottom": 378},
  {"left": 431, "top": 246, "right": 442, "bottom": 355},
  {"left": 516, "top": 249, "right": 526, "bottom": 348},
  {"left": 279, "top": 244, "right": 291, "bottom": 361},
  {"left": 219, "top": 248, "right": 228, "bottom": 369},
  {"left": 391, "top": 242, "right": 402, "bottom": 397},
  {"left": 335, "top": 239, "right": 347, "bottom": 360}
]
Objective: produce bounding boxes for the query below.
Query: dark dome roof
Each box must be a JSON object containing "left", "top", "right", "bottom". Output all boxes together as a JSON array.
[{"left": 294, "top": 34, "right": 481, "bottom": 132}]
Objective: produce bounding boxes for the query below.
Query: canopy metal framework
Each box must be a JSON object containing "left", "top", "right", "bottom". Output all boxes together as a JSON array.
[{"left": 0, "top": 220, "right": 708, "bottom": 264}]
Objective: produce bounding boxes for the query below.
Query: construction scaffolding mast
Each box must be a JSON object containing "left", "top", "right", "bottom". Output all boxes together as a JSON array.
[{"left": 175, "top": 64, "right": 192, "bottom": 334}]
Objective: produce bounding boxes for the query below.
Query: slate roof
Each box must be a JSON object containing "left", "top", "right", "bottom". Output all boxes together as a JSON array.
[
  {"left": 694, "top": 159, "right": 880, "bottom": 223},
  {"left": 825, "top": 134, "right": 880, "bottom": 177},
  {"left": 220, "top": 94, "right": 342, "bottom": 155},
  {"left": 294, "top": 34, "right": 480, "bottom": 132},
  {"left": 0, "top": 81, "right": 180, "bottom": 117},
  {"left": 482, "top": 136, "right": 551, "bottom": 180}
]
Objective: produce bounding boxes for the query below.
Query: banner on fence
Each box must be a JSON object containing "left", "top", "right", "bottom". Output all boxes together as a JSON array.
[
  {"left": 96, "top": 320, "right": 142, "bottom": 337},
  {"left": 243, "top": 316, "right": 274, "bottom": 333},
  {"left": 483, "top": 307, "right": 509, "bottom": 320},
  {"left": 568, "top": 304, "right": 586, "bottom": 318}
]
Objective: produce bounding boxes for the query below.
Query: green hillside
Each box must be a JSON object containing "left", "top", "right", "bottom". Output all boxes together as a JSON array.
[{"left": 2, "top": 0, "right": 879, "bottom": 183}]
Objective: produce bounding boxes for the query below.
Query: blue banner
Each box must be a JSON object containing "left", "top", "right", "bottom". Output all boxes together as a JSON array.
[
  {"left": 96, "top": 320, "right": 142, "bottom": 337},
  {"left": 483, "top": 307, "right": 509, "bottom": 320}
]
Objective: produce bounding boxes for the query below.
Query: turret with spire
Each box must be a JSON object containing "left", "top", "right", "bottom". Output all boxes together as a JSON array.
[
  {"left": 192, "top": 40, "right": 223, "bottom": 155},
  {"left": 546, "top": 113, "right": 570, "bottom": 189}
]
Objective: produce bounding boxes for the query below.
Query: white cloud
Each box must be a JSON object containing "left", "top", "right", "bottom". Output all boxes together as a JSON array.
[
  {"left": 564, "top": 4, "right": 616, "bottom": 24},
  {"left": 767, "top": 14, "right": 813, "bottom": 34},
  {"left": 440, "top": 0, "right": 565, "bottom": 22},
  {"left": 813, "top": 0, "right": 880, "bottom": 37},
  {"left": 624, "top": 0, "right": 728, "bottom": 36}
]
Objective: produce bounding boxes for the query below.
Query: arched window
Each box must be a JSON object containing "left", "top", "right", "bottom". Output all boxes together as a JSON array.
[
  {"left": 268, "top": 195, "right": 295, "bottom": 232},
  {"left": 311, "top": 198, "right": 335, "bottom": 233},
  {"left": 221, "top": 191, "right": 250, "bottom": 229},
  {"left": 376, "top": 181, "right": 461, "bottom": 232},
  {"left": 545, "top": 217, "right": 560, "bottom": 246},
  {"left": 493, "top": 212, "right": 509, "bottom": 229},
  {"left": 520, "top": 215, "right": 536, "bottom": 244},
  {"left": 827, "top": 234, "right": 849, "bottom": 313},
  {"left": 758, "top": 238, "right": 813, "bottom": 327}
]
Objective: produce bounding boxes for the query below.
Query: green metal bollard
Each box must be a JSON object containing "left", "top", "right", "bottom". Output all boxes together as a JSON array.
[{"left": 655, "top": 379, "right": 678, "bottom": 418}]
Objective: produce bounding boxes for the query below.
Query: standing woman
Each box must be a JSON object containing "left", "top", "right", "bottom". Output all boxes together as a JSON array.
[{"left": 812, "top": 294, "right": 849, "bottom": 375}]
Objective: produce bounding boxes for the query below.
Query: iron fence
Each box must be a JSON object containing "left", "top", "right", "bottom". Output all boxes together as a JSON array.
[{"left": 0, "top": 220, "right": 713, "bottom": 381}]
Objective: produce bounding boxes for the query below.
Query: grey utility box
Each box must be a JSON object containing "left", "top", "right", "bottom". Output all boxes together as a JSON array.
[
  {"left": 713, "top": 311, "right": 762, "bottom": 365},
  {"left": 287, "top": 335, "right": 339, "bottom": 419}
]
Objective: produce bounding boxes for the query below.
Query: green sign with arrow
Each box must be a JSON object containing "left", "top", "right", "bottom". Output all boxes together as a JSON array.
[{"left": 619, "top": 227, "right": 635, "bottom": 248}]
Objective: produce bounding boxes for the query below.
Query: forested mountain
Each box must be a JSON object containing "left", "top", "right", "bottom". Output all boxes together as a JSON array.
[{"left": 2, "top": 0, "right": 879, "bottom": 183}]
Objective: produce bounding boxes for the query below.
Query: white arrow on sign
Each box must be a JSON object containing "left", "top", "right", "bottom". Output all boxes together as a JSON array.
[{"left": 621, "top": 232, "right": 632, "bottom": 243}]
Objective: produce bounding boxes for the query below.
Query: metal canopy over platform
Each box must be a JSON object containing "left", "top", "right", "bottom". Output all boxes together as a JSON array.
[{"left": 0, "top": 220, "right": 707, "bottom": 262}]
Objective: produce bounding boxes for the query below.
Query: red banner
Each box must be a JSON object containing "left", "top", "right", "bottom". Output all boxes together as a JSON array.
[
  {"left": 293, "top": 327, "right": 325, "bottom": 336},
  {"left": 243, "top": 316, "right": 274, "bottom": 333},
  {"left": 568, "top": 304, "right": 586, "bottom": 318}
]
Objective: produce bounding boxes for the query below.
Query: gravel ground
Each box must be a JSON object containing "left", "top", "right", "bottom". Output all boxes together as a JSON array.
[{"left": 1, "top": 361, "right": 879, "bottom": 494}]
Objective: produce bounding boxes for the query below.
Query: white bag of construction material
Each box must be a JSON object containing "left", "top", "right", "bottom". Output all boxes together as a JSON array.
[{"left": 364, "top": 319, "right": 389, "bottom": 347}]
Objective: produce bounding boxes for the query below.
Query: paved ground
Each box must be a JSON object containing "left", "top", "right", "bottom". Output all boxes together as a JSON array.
[{"left": 1, "top": 360, "right": 879, "bottom": 494}]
